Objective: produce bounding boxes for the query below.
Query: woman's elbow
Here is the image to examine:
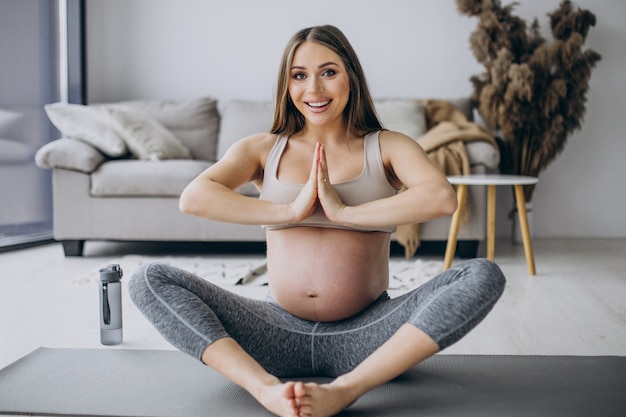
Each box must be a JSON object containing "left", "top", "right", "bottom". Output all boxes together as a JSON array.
[
  {"left": 440, "top": 186, "right": 458, "bottom": 216},
  {"left": 179, "top": 185, "right": 201, "bottom": 215}
]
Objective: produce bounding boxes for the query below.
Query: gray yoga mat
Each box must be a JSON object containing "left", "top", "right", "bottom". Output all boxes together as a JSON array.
[{"left": 0, "top": 348, "right": 624, "bottom": 417}]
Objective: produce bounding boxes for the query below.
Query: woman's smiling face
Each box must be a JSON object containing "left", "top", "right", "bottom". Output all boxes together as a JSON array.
[{"left": 288, "top": 41, "right": 351, "bottom": 129}]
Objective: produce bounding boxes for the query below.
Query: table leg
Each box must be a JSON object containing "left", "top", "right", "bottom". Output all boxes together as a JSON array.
[
  {"left": 487, "top": 184, "right": 496, "bottom": 261},
  {"left": 513, "top": 185, "right": 537, "bottom": 275},
  {"left": 443, "top": 184, "right": 467, "bottom": 270}
]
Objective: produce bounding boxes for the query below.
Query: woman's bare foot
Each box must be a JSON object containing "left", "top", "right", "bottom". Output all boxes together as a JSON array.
[
  {"left": 293, "top": 379, "right": 360, "bottom": 417},
  {"left": 254, "top": 379, "right": 300, "bottom": 417}
]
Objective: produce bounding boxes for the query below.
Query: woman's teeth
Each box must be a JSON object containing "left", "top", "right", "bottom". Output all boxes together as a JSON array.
[{"left": 307, "top": 100, "right": 330, "bottom": 108}]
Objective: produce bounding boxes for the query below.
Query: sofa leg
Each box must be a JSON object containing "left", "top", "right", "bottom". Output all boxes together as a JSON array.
[
  {"left": 456, "top": 240, "right": 479, "bottom": 259},
  {"left": 62, "top": 240, "right": 85, "bottom": 257}
]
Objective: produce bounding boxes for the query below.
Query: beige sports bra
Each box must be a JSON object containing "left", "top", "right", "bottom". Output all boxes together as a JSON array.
[{"left": 260, "top": 131, "right": 397, "bottom": 232}]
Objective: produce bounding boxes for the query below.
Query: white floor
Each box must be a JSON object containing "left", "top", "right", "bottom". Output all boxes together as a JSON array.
[{"left": 1, "top": 238, "right": 625, "bottom": 370}]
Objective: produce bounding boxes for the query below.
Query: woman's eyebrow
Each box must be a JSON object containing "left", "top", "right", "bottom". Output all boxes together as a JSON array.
[
  {"left": 290, "top": 62, "right": 339, "bottom": 71},
  {"left": 318, "top": 61, "right": 338, "bottom": 68}
]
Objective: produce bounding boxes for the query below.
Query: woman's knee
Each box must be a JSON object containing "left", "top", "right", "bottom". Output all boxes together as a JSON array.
[
  {"left": 127, "top": 262, "right": 171, "bottom": 306},
  {"left": 463, "top": 258, "right": 506, "bottom": 297}
]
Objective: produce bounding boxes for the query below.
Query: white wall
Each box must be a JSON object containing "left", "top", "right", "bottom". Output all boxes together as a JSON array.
[{"left": 86, "top": 0, "right": 626, "bottom": 239}]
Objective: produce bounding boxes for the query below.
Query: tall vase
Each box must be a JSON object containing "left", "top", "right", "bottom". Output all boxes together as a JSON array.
[{"left": 510, "top": 202, "right": 533, "bottom": 245}]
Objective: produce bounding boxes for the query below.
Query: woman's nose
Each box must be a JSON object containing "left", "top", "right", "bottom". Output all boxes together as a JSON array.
[{"left": 307, "top": 77, "right": 323, "bottom": 93}]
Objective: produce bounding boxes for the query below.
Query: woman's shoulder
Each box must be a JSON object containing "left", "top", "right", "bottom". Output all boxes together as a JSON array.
[
  {"left": 219, "top": 133, "right": 280, "bottom": 166},
  {"left": 239, "top": 132, "right": 280, "bottom": 146},
  {"left": 378, "top": 129, "right": 423, "bottom": 149},
  {"left": 230, "top": 132, "right": 280, "bottom": 154},
  {"left": 377, "top": 129, "right": 427, "bottom": 160}
]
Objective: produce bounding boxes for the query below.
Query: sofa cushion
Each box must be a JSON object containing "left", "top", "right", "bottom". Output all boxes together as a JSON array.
[
  {"left": 91, "top": 160, "right": 211, "bottom": 197},
  {"left": 374, "top": 99, "right": 427, "bottom": 140},
  {"left": 111, "top": 98, "right": 220, "bottom": 161},
  {"left": 44, "top": 103, "right": 128, "bottom": 157},
  {"left": 465, "top": 141, "right": 500, "bottom": 169},
  {"left": 217, "top": 100, "right": 274, "bottom": 159},
  {"left": 104, "top": 107, "right": 192, "bottom": 161},
  {"left": 35, "top": 138, "right": 105, "bottom": 173}
]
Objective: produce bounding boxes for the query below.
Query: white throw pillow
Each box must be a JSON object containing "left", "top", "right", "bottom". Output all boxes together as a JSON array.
[
  {"left": 374, "top": 99, "right": 427, "bottom": 141},
  {"left": 104, "top": 106, "right": 192, "bottom": 161},
  {"left": 35, "top": 138, "right": 106, "bottom": 173},
  {"left": 109, "top": 97, "right": 220, "bottom": 161},
  {"left": 44, "top": 103, "right": 128, "bottom": 157}
]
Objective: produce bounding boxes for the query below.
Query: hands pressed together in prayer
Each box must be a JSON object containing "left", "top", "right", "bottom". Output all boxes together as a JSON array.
[{"left": 288, "top": 142, "right": 346, "bottom": 225}]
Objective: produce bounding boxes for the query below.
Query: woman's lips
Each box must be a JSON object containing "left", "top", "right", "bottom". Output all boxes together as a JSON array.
[{"left": 305, "top": 99, "right": 332, "bottom": 112}]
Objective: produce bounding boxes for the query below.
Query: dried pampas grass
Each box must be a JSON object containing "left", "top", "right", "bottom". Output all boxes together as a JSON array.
[{"left": 458, "top": 0, "right": 601, "bottom": 201}]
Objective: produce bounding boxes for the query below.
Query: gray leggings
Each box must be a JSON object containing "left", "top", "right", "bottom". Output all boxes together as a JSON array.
[{"left": 129, "top": 258, "right": 505, "bottom": 378}]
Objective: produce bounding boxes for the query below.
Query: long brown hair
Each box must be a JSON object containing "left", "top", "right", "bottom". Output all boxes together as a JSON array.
[{"left": 271, "top": 25, "right": 382, "bottom": 137}]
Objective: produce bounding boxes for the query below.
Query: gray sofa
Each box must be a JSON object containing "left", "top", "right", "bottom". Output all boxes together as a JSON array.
[{"left": 35, "top": 97, "right": 498, "bottom": 256}]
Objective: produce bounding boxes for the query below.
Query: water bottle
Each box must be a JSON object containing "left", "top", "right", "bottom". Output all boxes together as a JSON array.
[{"left": 99, "top": 264, "right": 123, "bottom": 345}]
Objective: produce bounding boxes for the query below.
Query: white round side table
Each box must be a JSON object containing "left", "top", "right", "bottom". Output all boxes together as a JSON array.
[{"left": 444, "top": 174, "right": 539, "bottom": 275}]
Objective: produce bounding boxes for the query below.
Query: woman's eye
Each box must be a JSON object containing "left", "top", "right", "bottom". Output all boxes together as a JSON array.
[
  {"left": 322, "top": 69, "right": 336, "bottom": 77},
  {"left": 293, "top": 73, "right": 306, "bottom": 80}
]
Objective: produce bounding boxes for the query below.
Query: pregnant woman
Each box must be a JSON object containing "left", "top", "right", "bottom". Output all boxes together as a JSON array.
[{"left": 129, "top": 25, "right": 505, "bottom": 417}]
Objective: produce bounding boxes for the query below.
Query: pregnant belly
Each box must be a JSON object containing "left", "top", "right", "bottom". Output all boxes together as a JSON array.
[{"left": 266, "top": 227, "right": 390, "bottom": 321}]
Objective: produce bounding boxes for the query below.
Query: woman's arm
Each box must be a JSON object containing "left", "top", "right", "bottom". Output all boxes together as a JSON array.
[
  {"left": 179, "top": 133, "right": 319, "bottom": 225},
  {"left": 318, "top": 130, "right": 457, "bottom": 228}
]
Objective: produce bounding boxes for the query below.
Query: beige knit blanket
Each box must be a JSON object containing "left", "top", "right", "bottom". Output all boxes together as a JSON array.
[{"left": 395, "top": 100, "right": 498, "bottom": 259}]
